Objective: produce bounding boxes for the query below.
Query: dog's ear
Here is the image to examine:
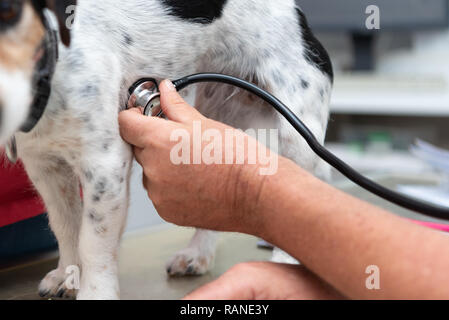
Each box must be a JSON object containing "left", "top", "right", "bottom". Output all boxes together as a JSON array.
[{"left": 44, "top": 0, "right": 77, "bottom": 46}]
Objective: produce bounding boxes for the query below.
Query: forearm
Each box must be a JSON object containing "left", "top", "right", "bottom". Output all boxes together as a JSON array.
[{"left": 256, "top": 158, "right": 449, "bottom": 299}]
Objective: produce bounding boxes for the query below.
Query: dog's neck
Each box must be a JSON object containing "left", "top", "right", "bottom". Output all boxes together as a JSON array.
[{"left": 19, "top": 8, "right": 59, "bottom": 133}]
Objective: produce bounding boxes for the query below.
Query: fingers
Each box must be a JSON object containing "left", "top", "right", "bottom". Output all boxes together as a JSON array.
[
  {"left": 183, "top": 263, "right": 268, "bottom": 300},
  {"left": 183, "top": 270, "right": 254, "bottom": 300},
  {"left": 184, "top": 262, "right": 344, "bottom": 300},
  {"left": 159, "top": 80, "right": 204, "bottom": 123},
  {"left": 119, "top": 107, "right": 165, "bottom": 148},
  {"left": 119, "top": 79, "right": 205, "bottom": 147}
]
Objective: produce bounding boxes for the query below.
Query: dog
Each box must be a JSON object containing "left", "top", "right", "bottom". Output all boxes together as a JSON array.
[{"left": 0, "top": 0, "right": 333, "bottom": 299}]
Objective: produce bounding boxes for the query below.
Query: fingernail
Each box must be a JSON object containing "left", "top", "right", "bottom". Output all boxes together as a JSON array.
[{"left": 163, "top": 80, "right": 176, "bottom": 92}]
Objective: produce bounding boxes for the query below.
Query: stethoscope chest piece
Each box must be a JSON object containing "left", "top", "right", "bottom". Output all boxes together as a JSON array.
[{"left": 127, "top": 78, "right": 163, "bottom": 117}]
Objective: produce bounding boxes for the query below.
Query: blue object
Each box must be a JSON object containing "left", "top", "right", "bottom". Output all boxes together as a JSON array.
[{"left": 0, "top": 214, "right": 57, "bottom": 263}]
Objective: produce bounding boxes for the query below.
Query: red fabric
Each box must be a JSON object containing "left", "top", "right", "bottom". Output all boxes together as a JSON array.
[{"left": 0, "top": 153, "right": 45, "bottom": 228}]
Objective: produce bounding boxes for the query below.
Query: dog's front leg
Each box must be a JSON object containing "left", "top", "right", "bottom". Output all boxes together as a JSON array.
[
  {"left": 20, "top": 155, "right": 82, "bottom": 299},
  {"left": 76, "top": 141, "right": 132, "bottom": 300}
]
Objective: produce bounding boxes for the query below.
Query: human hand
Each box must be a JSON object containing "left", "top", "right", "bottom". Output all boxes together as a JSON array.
[
  {"left": 184, "top": 262, "right": 343, "bottom": 300},
  {"left": 119, "top": 80, "right": 283, "bottom": 235}
]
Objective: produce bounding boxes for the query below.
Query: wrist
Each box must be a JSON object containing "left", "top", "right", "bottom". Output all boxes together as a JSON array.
[
  {"left": 238, "top": 157, "right": 310, "bottom": 239},
  {"left": 253, "top": 158, "right": 316, "bottom": 242},
  {"left": 225, "top": 162, "right": 266, "bottom": 235}
]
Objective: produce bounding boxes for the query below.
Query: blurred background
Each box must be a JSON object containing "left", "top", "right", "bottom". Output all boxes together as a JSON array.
[{"left": 306, "top": 0, "right": 449, "bottom": 173}]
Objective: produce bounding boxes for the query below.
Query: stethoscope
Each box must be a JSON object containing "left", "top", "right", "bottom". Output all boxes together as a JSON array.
[{"left": 127, "top": 73, "right": 449, "bottom": 221}]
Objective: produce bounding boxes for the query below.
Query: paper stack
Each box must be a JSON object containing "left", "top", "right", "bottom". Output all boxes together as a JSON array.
[{"left": 397, "top": 140, "right": 449, "bottom": 209}]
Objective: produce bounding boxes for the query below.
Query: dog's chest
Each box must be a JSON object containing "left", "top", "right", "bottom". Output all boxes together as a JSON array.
[{"left": 16, "top": 110, "right": 85, "bottom": 161}]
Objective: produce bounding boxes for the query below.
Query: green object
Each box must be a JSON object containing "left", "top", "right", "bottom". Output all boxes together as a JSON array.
[
  {"left": 348, "top": 141, "right": 364, "bottom": 154},
  {"left": 369, "top": 131, "right": 391, "bottom": 143}
]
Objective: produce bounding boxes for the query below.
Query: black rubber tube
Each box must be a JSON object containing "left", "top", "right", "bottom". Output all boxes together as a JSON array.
[{"left": 172, "top": 73, "right": 449, "bottom": 220}]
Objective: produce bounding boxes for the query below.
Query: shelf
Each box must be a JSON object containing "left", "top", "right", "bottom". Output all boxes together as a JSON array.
[{"left": 330, "top": 74, "right": 449, "bottom": 116}]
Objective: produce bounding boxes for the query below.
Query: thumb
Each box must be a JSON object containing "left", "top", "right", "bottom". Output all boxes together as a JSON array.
[
  {"left": 159, "top": 79, "right": 203, "bottom": 123},
  {"left": 118, "top": 107, "right": 166, "bottom": 148},
  {"left": 183, "top": 273, "right": 254, "bottom": 300}
]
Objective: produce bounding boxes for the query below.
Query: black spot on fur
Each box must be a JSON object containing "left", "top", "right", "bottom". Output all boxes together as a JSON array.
[
  {"left": 84, "top": 169, "right": 93, "bottom": 182},
  {"left": 165, "top": 61, "right": 174, "bottom": 70},
  {"left": 115, "top": 173, "right": 125, "bottom": 184},
  {"left": 92, "top": 177, "right": 108, "bottom": 202},
  {"left": 102, "top": 136, "right": 115, "bottom": 151},
  {"left": 296, "top": 9, "right": 333, "bottom": 83},
  {"left": 271, "top": 70, "right": 285, "bottom": 87},
  {"left": 66, "top": 48, "right": 85, "bottom": 70},
  {"left": 301, "top": 79, "right": 310, "bottom": 89},
  {"left": 80, "top": 83, "right": 100, "bottom": 98},
  {"left": 123, "top": 32, "right": 134, "bottom": 46},
  {"left": 161, "top": 0, "right": 228, "bottom": 24},
  {"left": 95, "top": 177, "right": 107, "bottom": 195},
  {"left": 319, "top": 88, "right": 326, "bottom": 101},
  {"left": 88, "top": 209, "right": 104, "bottom": 222}
]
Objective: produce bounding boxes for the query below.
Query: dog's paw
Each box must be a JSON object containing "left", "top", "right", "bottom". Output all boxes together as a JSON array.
[
  {"left": 166, "top": 247, "right": 215, "bottom": 277},
  {"left": 38, "top": 268, "right": 77, "bottom": 299}
]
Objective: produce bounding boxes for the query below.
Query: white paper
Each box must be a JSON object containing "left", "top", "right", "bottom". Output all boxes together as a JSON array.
[
  {"left": 410, "top": 139, "right": 449, "bottom": 173},
  {"left": 397, "top": 185, "right": 449, "bottom": 209}
]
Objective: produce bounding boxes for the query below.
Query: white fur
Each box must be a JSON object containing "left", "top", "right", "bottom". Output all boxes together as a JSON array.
[
  {"left": 0, "top": 69, "right": 31, "bottom": 145},
  {"left": 0, "top": 0, "right": 332, "bottom": 299}
]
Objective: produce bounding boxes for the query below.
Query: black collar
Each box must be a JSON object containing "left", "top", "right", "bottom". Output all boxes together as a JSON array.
[{"left": 20, "top": 9, "right": 59, "bottom": 133}]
